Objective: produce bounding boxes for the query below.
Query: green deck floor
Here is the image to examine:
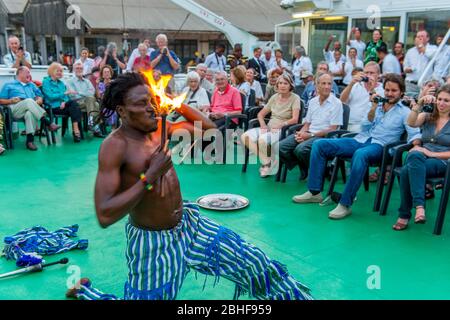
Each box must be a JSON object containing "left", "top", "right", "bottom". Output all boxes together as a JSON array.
[{"left": 1, "top": 134, "right": 450, "bottom": 300}]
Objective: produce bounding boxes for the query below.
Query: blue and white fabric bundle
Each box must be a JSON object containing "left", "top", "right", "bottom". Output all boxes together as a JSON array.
[{"left": 2, "top": 225, "right": 88, "bottom": 267}]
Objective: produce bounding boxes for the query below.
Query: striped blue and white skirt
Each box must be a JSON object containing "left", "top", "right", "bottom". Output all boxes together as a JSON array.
[{"left": 74, "top": 202, "right": 313, "bottom": 300}]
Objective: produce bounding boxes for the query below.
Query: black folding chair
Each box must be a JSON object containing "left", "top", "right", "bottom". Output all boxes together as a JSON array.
[
  {"left": 43, "top": 104, "right": 85, "bottom": 144},
  {"left": 276, "top": 102, "right": 348, "bottom": 184},
  {"left": 325, "top": 131, "right": 407, "bottom": 212},
  {"left": 379, "top": 144, "right": 450, "bottom": 235}
]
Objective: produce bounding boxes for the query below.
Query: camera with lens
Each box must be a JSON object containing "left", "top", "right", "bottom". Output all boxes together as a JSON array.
[
  {"left": 373, "top": 96, "right": 390, "bottom": 104},
  {"left": 361, "top": 76, "right": 369, "bottom": 82},
  {"left": 162, "top": 48, "right": 168, "bottom": 55},
  {"left": 18, "top": 46, "right": 24, "bottom": 51},
  {"left": 422, "top": 104, "right": 435, "bottom": 113},
  {"left": 401, "top": 97, "right": 416, "bottom": 107}
]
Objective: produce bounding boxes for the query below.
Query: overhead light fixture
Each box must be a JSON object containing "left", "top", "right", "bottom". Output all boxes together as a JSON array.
[
  {"left": 292, "top": 11, "right": 315, "bottom": 19},
  {"left": 324, "top": 16, "right": 345, "bottom": 21}
]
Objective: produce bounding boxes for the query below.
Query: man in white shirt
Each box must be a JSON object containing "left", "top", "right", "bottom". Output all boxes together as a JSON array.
[
  {"left": 328, "top": 50, "right": 345, "bottom": 85},
  {"left": 195, "top": 63, "right": 215, "bottom": 94},
  {"left": 346, "top": 27, "right": 366, "bottom": 61},
  {"left": 324, "top": 35, "right": 346, "bottom": 64},
  {"left": 126, "top": 39, "right": 154, "bottom": 72},
  {"left": 340, "top": 62, "right": 384, "bottom": 132},
  {"left": 404, "top": 30, "right": 438, "bottom": 95},
  {"left": 279, "top": 73, "right": 343, "bottom": 179},
  {"left": 376, "top": 44, "right": 402, "bottom": 76},
  {"left": 292, "top": 46, "right": 313, "bottom": 87},
  {"left": 261, "top": 47, "right": 276, "bottom": 71},
  {"left": 343, "top": 48, "right": 364, "bottom": 85},
  {"left": 75, "top": 47, "right": 95, "bottom": 76},
  {"left": 204, "top": 44, "right": 227, "bottom": 72},
  {"left": 432, "top": 35, "right": 450, "bottom": 81},
  {"left": 3, "top": 36, "right": 32, "bottom": 69}
]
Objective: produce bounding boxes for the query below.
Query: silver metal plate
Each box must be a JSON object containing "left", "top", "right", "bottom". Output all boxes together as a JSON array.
[{"left": 196, "top": 194, "right": 250, "bottom": 211}]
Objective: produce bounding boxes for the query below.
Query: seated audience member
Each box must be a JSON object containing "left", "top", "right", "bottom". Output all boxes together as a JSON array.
[
  {"left": 170, "top": 71, "right": 210, "bottom": 123},
  {"left": 42, "top": 63, "right": 83, "bottom": 143},
  {"left": 96, "top": 65, "right": 117, "bottom": 128},
  {"left": 66, "top": 62, "right": 103, "bottom": 137},
  {"left": 274, "top": 49, "right": 290, "bottom": 72},
  {"left": 300, "top": 71, "right": 314, "bottom": 88},
  {"left": 230, "top": 67, "right": 251, "bottom": 109},
  {"left": 302, "top": 61, "right": 340, "bottom": 105},
  {"left": 417, "top": 79, "right": 442, "bottom": 100},
  {"left": 3, "top": 36, "right": 32, "bottom": 69},
  {"left": 328, "top": 50, "right": 345, "bottom": 86},
  {"left": 293, "top": 74, "right": 421, "bottom": 220},
  {"left": 126, "top": 39, "right": 154, "bottom": 72},
  {"left": 292, "top": 46, "right": 313, "bottom": 87},
  {"left": 248, "top": 46, "right": 268, "bottom": 83},
  {"left": 205, "top": 69, "right": 215, "bottom": 85},
  {"left": 393, "top": 85, "right": 450, "bottom": 231},
  {"left": 279, "top": 73, "right": 343, "bottom": 180},
  {"left": 182, "top": 71, "right": 210, "bottom": 111},
  {"left": 264, "top": 68, "right": 282, "bottom": 103},
  {"left": 261, "top": 47, "right": 276, "bottom": 71},
  {"left": 75, "top": 47, "right": 95, "bottom": 76},
  {"left": 343, "top": 48, "right": 364, "bottom": 86},
  {"left": 376, "top": 44, "right": 402, "bottom": 76},
  {"left": 0, "top": 67, "right": 60, "bottom": 151},
  {"left": 196, "top": 63, "right": 215, "bottom": 94},
  {"left": 208, "top": 71, "right": 243, "bottom": 128},
  {"left": 132, "top": 43, "right": 152, "bottom": 73},
  {"left": 245, "top": 68, "right": 264, "bottom": 106},
  {"left": 242, "top": 73, "right": 301, "bottom": 177},
  {"left": 340, "top": 62, "right": 384, "bottom": 132}
]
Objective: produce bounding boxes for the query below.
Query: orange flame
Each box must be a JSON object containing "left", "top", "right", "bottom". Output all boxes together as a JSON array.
[{"left": 142, "top": 70, "right": 187, "bottom": 116}]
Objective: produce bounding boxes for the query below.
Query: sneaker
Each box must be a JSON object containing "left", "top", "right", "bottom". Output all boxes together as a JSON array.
[
  {"left": 329, "top": 204, "right": 352, "bottom": 220},
  {"left": 292, "top": 191, "right": 323, "bottom": 204}
]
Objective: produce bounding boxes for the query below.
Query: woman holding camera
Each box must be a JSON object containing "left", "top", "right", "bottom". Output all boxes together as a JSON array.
[
  {"left": 393, "top": 84, "right": 450, "bottom": 231},
  {"left": 99, "top": 42, "right": 125, "bottom": 79}
]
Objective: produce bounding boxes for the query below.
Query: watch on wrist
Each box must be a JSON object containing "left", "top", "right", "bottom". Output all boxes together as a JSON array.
[{"left": 310, "top": 132, "right": 315, "bottom": 138}]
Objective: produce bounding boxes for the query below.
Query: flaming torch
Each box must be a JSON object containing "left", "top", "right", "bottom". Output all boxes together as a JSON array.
[{"left": 142, "top": 70, "right": 187, "bottom": 148}]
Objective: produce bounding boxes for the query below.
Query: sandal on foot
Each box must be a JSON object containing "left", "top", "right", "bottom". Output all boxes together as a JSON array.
[
  {"left": 393, "top": 221, "right": 409, "bottom": 231},
  {"left": 414, "top": 215, "right": 427, "bottom": 224}
]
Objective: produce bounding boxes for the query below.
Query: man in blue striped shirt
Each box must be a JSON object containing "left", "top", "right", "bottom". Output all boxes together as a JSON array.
[
  {"left": 0, "top": 67, "right": 59, "bottom": 150},
  {"left": 293, "top": 74, "right": 421, "bottom": 220}
]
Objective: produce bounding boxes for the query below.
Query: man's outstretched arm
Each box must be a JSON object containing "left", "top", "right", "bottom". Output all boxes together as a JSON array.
[{"left": 169, "top": 103, "right": 217, "bottom": 135}]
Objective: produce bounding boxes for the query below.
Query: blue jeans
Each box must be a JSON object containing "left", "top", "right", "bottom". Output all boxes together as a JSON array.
[
  {"left": 308, "top": 138, "right": 384, "bottom": 207},
  {"left": 398, "top": 151, "right": 448, "bottom": 219}
]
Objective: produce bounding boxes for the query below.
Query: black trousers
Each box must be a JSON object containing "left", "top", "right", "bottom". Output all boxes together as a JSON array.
[{"left": 52, "top": 100, "right": 82, "bottom": 123}]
